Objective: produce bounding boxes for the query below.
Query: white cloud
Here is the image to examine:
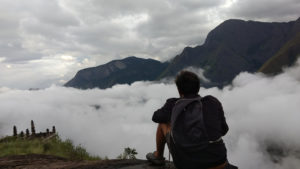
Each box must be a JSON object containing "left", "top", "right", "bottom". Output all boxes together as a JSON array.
[
  {"left": 1, "top": 59, "right": 300, "bottom": 169},
  {"left": 0, "top": 57, "right": 5, "bottom": 63},
  {"left": 222, "top": 0, "right": 300, "bottom": 21},
  {"left": 0, "top": 54, "right": 96, "bottom": 89}
]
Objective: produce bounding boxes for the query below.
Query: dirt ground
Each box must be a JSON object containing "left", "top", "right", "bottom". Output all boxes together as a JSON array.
[{"left": 0, "top": 154, "right": 175, "bottom": 169}]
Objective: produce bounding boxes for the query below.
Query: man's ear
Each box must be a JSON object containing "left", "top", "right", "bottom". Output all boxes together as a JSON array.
[{"left": 179, "top": 93, "right": 184, "bottom": 98}]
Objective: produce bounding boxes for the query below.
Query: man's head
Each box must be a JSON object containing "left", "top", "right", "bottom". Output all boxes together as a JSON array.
[{"left": 175, "top": 71, "right": 200, "bottom": 97}]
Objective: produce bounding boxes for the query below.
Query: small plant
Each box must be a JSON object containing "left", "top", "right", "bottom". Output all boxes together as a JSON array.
[
  {"left": 117, "top": 147, "right": 138, "bottom": 159},
  {"left": 43, "top": 143, "right": 51, "bottom": 152}
]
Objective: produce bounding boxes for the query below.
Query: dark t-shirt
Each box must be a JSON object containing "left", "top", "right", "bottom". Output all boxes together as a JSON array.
[{"left": 152, "top": 95, "right": 229, "bottom": 169}]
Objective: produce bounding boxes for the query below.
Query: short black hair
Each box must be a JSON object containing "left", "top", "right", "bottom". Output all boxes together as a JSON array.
[{"left": 175, "top": 71, "right": 200, "bottom": 95}]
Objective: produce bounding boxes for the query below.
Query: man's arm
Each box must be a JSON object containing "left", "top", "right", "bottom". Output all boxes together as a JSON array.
[
  {"left": 152, "top": 98, "right": 179, "bottom": 123},
  {"left": 204, "top": 95, "right": 229, "bottom": 136},
  {"left": 218, "top": 102, "right": 229, "bottom": 136}
]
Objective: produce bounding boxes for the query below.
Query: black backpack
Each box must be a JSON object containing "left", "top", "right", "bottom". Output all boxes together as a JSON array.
[
  {"left": 170, "top": 96, "right": 238, "bottom": 169},
  {"left": 170, "top": 96, "right": 209, "bottom": 152}
]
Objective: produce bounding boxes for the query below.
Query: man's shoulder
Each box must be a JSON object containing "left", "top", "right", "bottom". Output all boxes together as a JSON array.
[
  {"left": 165, "top": 98, "right": 180, "bottom": 105},
  {"left": 166, "top": 98, "right": 179, "bottom": 102},
  {"left": 201, "top": 95, "right": 222, "bottom": 105}
]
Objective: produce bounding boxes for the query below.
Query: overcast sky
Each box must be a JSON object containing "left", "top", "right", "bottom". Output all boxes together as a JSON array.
[{"left": 0, "top": 0, "right": 300, "bottom": 89}]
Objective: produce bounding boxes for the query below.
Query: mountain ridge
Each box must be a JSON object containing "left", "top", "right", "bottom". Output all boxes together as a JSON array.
[
  {"left": 160, "top": 18, "right": 300, "bottom": 86},
  {"left": 65, "top": 56, "right": 168, "bottom": 89},
  {"left": 65, "top": 17, "right": 300, "bottom": 89}
]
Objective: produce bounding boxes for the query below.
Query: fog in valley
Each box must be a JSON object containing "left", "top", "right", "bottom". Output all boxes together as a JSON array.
[{"left": 1, "top": 59, "right": 300, "bottom": 169}]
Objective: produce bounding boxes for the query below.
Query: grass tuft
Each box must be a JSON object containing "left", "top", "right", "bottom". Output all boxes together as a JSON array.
[{"left": 0, "top": 135, "right": 101, "bottom": 161}]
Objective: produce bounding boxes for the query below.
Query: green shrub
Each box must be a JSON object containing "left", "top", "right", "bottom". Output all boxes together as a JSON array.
[{"left": 117, "top": 147, "right": 138, "bottom": 159}]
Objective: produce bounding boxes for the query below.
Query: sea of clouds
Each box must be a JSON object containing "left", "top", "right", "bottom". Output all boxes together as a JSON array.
[{"left": 1, "top": 59, "right": 300, "bottom": 169}]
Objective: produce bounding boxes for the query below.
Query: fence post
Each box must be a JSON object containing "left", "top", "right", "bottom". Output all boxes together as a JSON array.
[
  {"left": 52, "top": 126, "right": 56, "bottom": 133},
  {"left": 31, "top": 120, "right": 36, "bottom": 136},
  {"left": 13, "top": 125, "right": 17, "bottom": 137},
  {"left": 26, "top": 129, "right": 30, "bottom": 137}
]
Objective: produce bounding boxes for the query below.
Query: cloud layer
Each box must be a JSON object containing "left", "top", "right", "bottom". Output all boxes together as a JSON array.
[
  {"left": 0, "top": 0, "right": 300, "bottom": 88},
  {"left": 1, "top": 59, "right": 300, "bottom": 169}
]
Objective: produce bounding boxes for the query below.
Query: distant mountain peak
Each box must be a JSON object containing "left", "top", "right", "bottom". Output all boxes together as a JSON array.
[
  {"left": 65, "top": 18, "right": 300, "bottom": 89},
  {"left": 65, "top": 57, "right": 168, "bottom": 89}
]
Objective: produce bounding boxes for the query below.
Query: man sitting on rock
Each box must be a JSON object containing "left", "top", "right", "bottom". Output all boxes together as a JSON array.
[{"left": 146, "top": 71, "right": 233, "bottom": 169}]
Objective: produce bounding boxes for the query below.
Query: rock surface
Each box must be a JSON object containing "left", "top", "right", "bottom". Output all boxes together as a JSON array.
[{"left": 0, "top": 154, "right": 175, "bottom": 169}]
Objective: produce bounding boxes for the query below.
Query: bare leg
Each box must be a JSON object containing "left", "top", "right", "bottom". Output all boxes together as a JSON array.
[{"left": 155, "top": 123, "right": 171, "bottom": 158}]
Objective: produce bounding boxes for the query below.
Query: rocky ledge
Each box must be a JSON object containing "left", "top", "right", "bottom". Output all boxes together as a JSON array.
[{"left": 0, "top": 154, "right": 175, "bottom": 169}]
